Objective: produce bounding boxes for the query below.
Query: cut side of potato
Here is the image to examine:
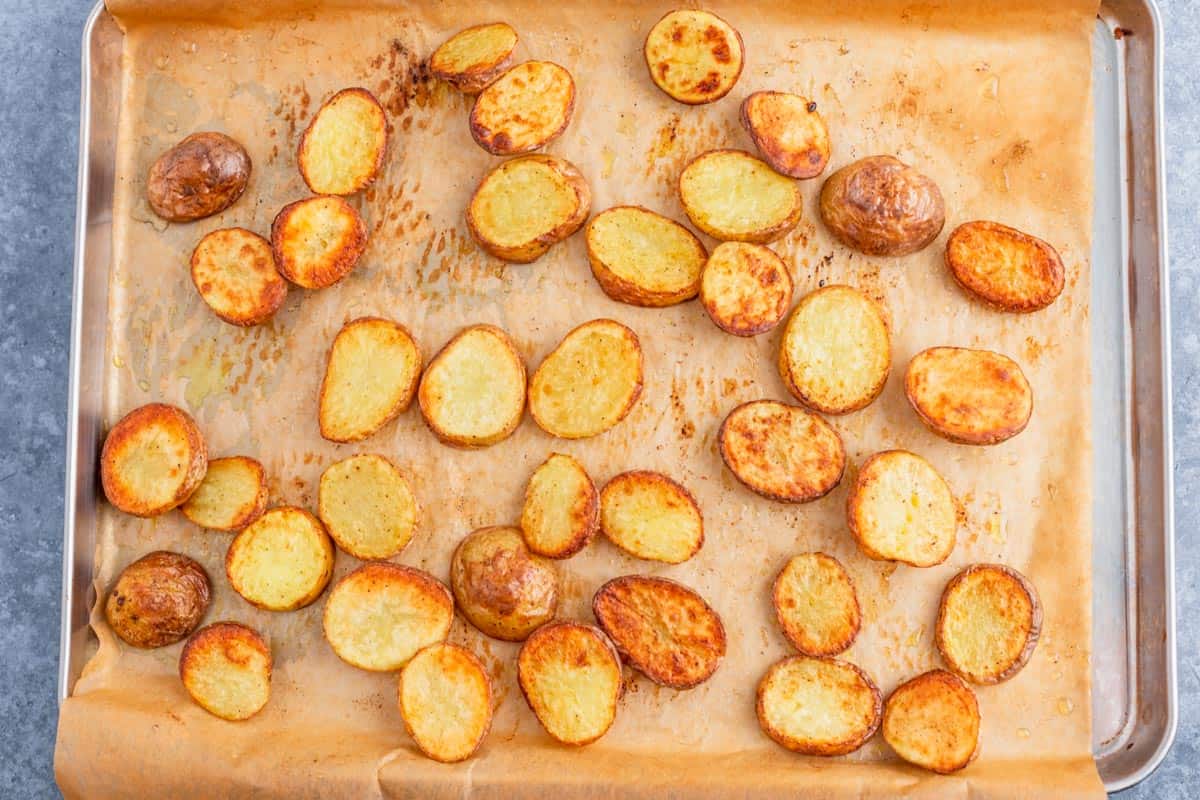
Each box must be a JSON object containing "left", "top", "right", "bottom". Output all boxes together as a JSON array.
[
  {"left": 271, "top": 195, "right": 367, "bottom": 289},
  {"left": 699, "top": 242, "right": 792, "bottom": 337},
  {"left": 467, "top": 154, "right": 591, "bottom": 264},
  {"left": 773, "top": 553, "right": 860, "bottom": 657},
  {"left": 451, "top": 526, "right": 558, "bottom": 641},
  {"left": 847, "top": 450, "right": 956, "bottom": 568},
  {"left": 469, "top": 61, "right": 574, "bottom": 155},
  {"left": 740, "top": 92, "right": 831, "bottom": 179},
  {"left": 323, "top": 562, "right": 454, "bottom": 672},
  {"left": 819, "top": 155, "right": 945, "bottom": 257},
  {"left": 517, "top": 621, "right": 622, "bottom": 746},
  {"left": 190, "top": 228, "right": 288, "bottom": 327},
  {"left": 298, "top": 88, "right": 388, "bottom": 196},
  {"left": 520, "top": 452, "right": 598, "bottom": 559},
  {"left": 883, "top": 670, "right": 980, "bottom": 774},
  {"left": 599, "top": 471, "right": 703, "bottom": 564},
  {"left": 430, "top": 22, "right": 518, "bottom": 94},
  {"left": 318, "top": 453, "right": 418, "bottom": 560},
  {"left": 106, "top": 551, "right": 211, "bottom": 649},
  {"left": 147, "top": 132, "right": 251, "bottom": 223},
  {"left": 718, "top": 400, "right": 845, "bottom": 503},
  {"left": 644, "top": 9, "right": 744, "bottom": 105},
  {"left": 945, "top": 220, "right": 1066, "bottom": 313},
  {"left": 778, "top": 285, "right": 890, "bottom": 415},
  {"left": 179, "top": 622, "right": 271, "bottom": 721},
  {"left": 586, "top": 206, "right": 707, "bottom": 307},
  {"left": 181, "top": 456, "right": 268, "bottom": 532},
  {"left": 756, "top": 656, "right": 882, "bottom": 756},
  {"left": 592, "top": 575, "right": 725, "bottom": 689},
  {"left": 100, "top": 403, "right": 208, "bottom": 518},
  {"left": 225, "top": 507, "right": 334, "bottom": 611},
  {"left": 418, "top": 324, "right": 526, "bottom": 448},
  {"left": 679, "top": 150, "right": 801, "bottom": 243},
  {"left": 936, "top": 564, "right": 1041, "bottom": 684},
  {"left": 529, "top": 319, "right": 643, "bottom": 439},
  {"left": 905, "top": 347, "right": 1033, "bottom": 445},
  {"left": 319, "top": 317, "right": 422, "bottom": 443},
  {"left": 398, "top": 643, "right": 493, "bottom": 762}
]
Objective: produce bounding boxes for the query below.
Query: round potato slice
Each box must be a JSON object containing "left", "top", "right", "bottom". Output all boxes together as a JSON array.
[
  {"left": 270, "top": 195, "right": 367, "bottom": 289},
  {"left": 298, "top": 88, "right": 387, "bottom": 196},
  {"left": 819, "top": 155, "right": 945, "bottom": 256},
  {"left": 105, "top": 551, "right": 211, "bottom": 649},
  {"left": 520, "top": 452, "right": 599, "bottom": 559},
  {"left": 586, "top": 206, "right": 707, "bottom": 307},
  {"left": 469, "top": 61, "right": 574, "bottom": 155},
  {"left": 883, "top": 670, "right": 980, "bottom": 774},
  {"left": 319, "top": 317, "right": 422, "bottom": 443},
  {"left": 847, "top": 450, "right": 956, "bottom": 567},
  {"left": 323, "top": 562, "right": 454, "bottom": 671},
  {"left": 945, "top": 220, "right": 1066, "bottom": 312},
  {"left": 398, "top": 643, "right": 493, "bottom": 762},
  {"left": 430, "top": 22, "right": 518, "bottom": 94},
  {"left": 679, "top": 150, "right": 802, "bottom": 243},
  {"left": 179, "top": 622, "right": 271, "bottom": 721},
  {"left": 756, "top": 656, "right": 882, "bottom": 756},
  {"left": 517, "top": 621, "right": 622, "bottom": 746},
  {"left": 699, "top": 242, "right": 793, "bottom": 336},
  {"left": 905, "top": 347, "right": 1033, "bottom": 445},
  {"left": 718, "top": 400, "right": 845, "bottom": 503},
  {"left": 592, "top": 575, "right": 725, "bottom": 689},
  {"left": 318, "top": 453, "right": 418, "bottom": 560},
  {"left": 180, "top": 456, "right": 268, "bottom": 532},
  {"left": 190, "top": 228, "right": 287, "bottom": 326},
  {"left": 450, "top": 526, "right": 558, "bottom": 641},
  {"left": 147, "top": 131, "right": 251, "bottom": 223},
  {"left": 226, "top": 507, "right": 335, "bottom": 611},
  {"left": 936, "top": 564, "right": 1042, "bottom": 684},
  {"left": 600, "top": 471, "right": 703, "bottom": 564},
  {"left": 773, "top": 553, "right": 860, "bottom": 657},
  {"left": 740, "top": 91, "right": 831, "bottom": 179},
  {"left": 644, "top": 9, "right": 744, "bottom": 105},
  {"left": 100, "top": 402, "right": 208, "bottom": 518},
  {"left": 778, "top": 285, "right": 890, "bottom": 415}
]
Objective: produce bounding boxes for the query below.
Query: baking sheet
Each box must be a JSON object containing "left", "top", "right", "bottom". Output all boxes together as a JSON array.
[{"left": 55, "top": 0, "right": 1104, "bottom": 796}]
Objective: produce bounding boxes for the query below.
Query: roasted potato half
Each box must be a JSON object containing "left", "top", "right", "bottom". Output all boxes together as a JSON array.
[
  {"left": 190, "top": 228, "right": 288, "bottom": 327},
  {"left": 298, "top": 88, "right": 388, "bottom": 196},
  {"left": 883, "top": 670, "right": 980, "bottom": 774},
  {"left": 271, "top": 195, "right": 367, "bottom": 289},
  {"left": 179, "top": 622, "right": 271, "bottom": 721},
  {"left": 451, "top": 526, "right": 558, "bottom": 641},
  {"left": 740, "top": 92, "right": 831, "bottom": 179},
  {"left": 226, "top": 507, "right": 335, "bottom": 611},
  {"left": 180, "top": 456, "right": 268, "bottom": 532},
  {"left": 586, "top": 206, "right": 707, "bottom": 307},
  {"left": 718, "top": 400, "right": 845, "bottom": 503},
  {"left": 644, "top": 9, "right": 744, "bottom": 105},
  {"left": 517, "top": 621, "right": 622, "bottom": 746},
  {"left": 430, "top": 22, "right": 518, "bottom": 94},
  {"left": 699, "top": 242, "right": 792, "bottom": 336},
  {"left": 819, "top": 155, "right": 945, "bottom": 256},
  {"left": 847, "top": 450, "right": 956, "bottom": 568},
  {"left": 100, "top": 403, "right": 208, "bottom": 518},
  {"left": 147, "top": 132, "right": 250, "bottom": 222},
  {"left": 772, "top": 553, "right": 860, "bottom": 657},
  {"left": 318, "top": 453, "right": 418, "bottom": 560},
  {"left": 398, "top": 643, "right": 493, "bottom": 762},
  {"left": 756, "top": 656, "right": 882, "bottom": 756},
  {"left": 945, "top": 221, "right": 1066, "bottom": 312},
  {"left": 679, "top": 150, "right": 802, "bottom": 243},
  {"left": 105, "top": 551, "right": 211, "bottom": 648},
  {"left": 529, "top": 319, "right": 643, "bottom": 439},
  {"left": 319, "top": 317, "right": 422, "bottom": 443},
  {"left": 905, "top": 347, "right": 1033, "bottom": 445},
  {"left": 592, "top": 575, "right": 725, "bottom": 689},
  {"left": 470, "top": 61, "right": 574, "bottom": 155},
  {"left": 520, "top": 452, "right": 599, "bottom": 559},
  {"left": 600, "top": 471, "right": 703, "bottom": 564},
  {"left": 936, "top": 564, "right": 1042, "bottom": 684}
]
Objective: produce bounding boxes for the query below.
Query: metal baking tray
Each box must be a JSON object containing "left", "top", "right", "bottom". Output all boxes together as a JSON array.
[{"left": 59, "top": 0, "right": 1176, "bottom": 791}]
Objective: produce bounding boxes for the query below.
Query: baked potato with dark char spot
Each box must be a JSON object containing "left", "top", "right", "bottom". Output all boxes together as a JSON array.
[
  {"left": 105, "top": 551, "right": 211, "bottom": 648},
  {"left": 147, "top": 132, "right": 251, "bottom": 222},
  {"left": 819, "top": 155, "right": 944, "bottom": 256}
]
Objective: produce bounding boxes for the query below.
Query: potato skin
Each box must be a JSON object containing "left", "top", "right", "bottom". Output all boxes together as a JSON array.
[
  {"left": 105, "top": 551, "right": 211, "bottom": 648},
  {"left": 147, "top": 132, "right": 251, "bottom": 222},
  {"left": 100, "top": 402, "right": 208, "bottom": 517},
  {"left": 935, "top": 563, "right": 1042, "bottom": 684},
  {"left": 450, "top": 526, "right": 558, "bottom": 641},
  {"left": 819, "top": 155, "right": 945, "bottom": 256},
  {"left": 945, "top": 220, "right": 1065, "bottom": 312}
]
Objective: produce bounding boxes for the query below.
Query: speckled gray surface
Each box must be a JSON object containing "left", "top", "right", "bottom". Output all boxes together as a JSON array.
[{"left": 0, "top": 0, "right": 1194, "bottom": 797}]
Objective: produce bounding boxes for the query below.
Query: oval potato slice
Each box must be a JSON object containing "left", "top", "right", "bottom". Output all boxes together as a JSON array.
[
  {"left": 271, "top": 195, "right": 367, "bottom": 289},
  {"left": 105, "top": 551, "right": 211, "bottom": 649},
  {"left": 740, "top": 91, "right": 831, "bottom": 179},
  {"left": 905, "top": 347, "right": 1033, "bottom": 445},
  {"left": 469, "top": 61, "right": 574, "bottom": 155},
  {"left": 179, "top": 622, "right": 271, "bottom": 721},
  {"left": 679, "top": 150, "right": 802, "bottom": 243},
  {"left": 819, "top": 155, "right": 945, "bottom": 257},
  {"left": 718, "top": 400, "right": 845, "bottom": 503},
  {"left": 190, "top": 228, "right": 287, "bottom": 327},
  {"left": 319, "top": 317, "right": 422, "bottom": 443},
  {"left": 147, "top": 131, "right": 250, "bottom": 222},
  {"left": 936, "top": 564, "right": 1042, "bottom": 684},
  {"left": 586, "top": 206, "right": 707, "bottom": 307},
  {"left": 100, "top": 403, "right": 208, "bottom": 518},
  {"left": 773, "top": 553, "right": 860, "bottom": 657},
  {"left": 520, "top": 452, "right": 599, "bottom": 559},
  {"left": 945, "top": 220, "right": 1065, "bottom": 312},
  {"left": 226, "top": 507, "right": 335, "bottom": 611},
  {"left": 318, "top": 453, "right": 418, "bottom": 560},
  {"left": 599, "top": 471, "right": 703, "bottom": 564},
  {"left": 644, "top": 9, "right": 744, "bottom": 105},
  {"left": 430, "top": 22, "right": 518, "bottom": 94},
  {"left": 181, "top": 456, "right": 268, "bottom": 532},
  {"left": 298, "top": 87, "right": 388, "bottom": 196},
  {"left": 756, "top": 656, "right": 882, "bottom": 756},
  {"left": 699, "top": 241, "right": 793, "bottom": 336},
  {"left": 450, "top": 526, "right": 558, "bottom": 641},
  {"left": 847, "top": 450, "right": 956, "bottom": 567},
  {"left": 398, "top": 643, "right": 493, "bottom": 762},
  {"left": 517, "top": 621, "right": 622, "bottom": 746},
  {"left": 883, "top": 670, "right": 980, "bottom": 774}
]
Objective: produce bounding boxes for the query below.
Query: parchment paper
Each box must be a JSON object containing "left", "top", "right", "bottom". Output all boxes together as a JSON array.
[{"left": 56, "top": 1, "right": 1103, "bottom": 796}]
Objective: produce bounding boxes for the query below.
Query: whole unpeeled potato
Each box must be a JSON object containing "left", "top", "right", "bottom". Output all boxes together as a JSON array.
[
  {"left": 146, "top": 132, "right": 251, "bottom": 222},
  {"left": 819, "top": 155, "right": 945, "bottom": 256},
  {"left": 105, "top": 551, "right": 212, "bottom": 648},
  {"left": 450, "top": 526, "right": 558, "bottom": 641}
]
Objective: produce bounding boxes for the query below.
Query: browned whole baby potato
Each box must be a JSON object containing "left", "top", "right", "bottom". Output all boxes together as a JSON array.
[
  {"left": 105, "top": 551, "right": 211, "bottom": 648},
  {"left": 819, "top": 155, "right": 945, "bottom": 256},
  {"left": 429, "top": 22, "right": 519, "bottom": 94},
  {"left": 450, "top": 526, "right": 559, "bottom": 641},
  {"left": 718, "top": 400, "right": 845, "bottom": 503},
  {"left": 740, "top": 91, "right": 831, "bottom": 179},
  {"left": 883, "top": 670, "right": 980, "bottom": 773},
  {"left": 271, "top": 195, "right": 368, "bottom": 289},
  {"left": 936, "top": 564, "right": 1042, "bottom": 684},
  {"left": 100, "top": 402, "right": 208, "bottom": 517},
  {"left": 756, "top": 656, "right": 882, "bottom": 756},
  {"left": 905, "top": 347, "right": 1033, "bottom": 445},
  {"left": 147, "top": 132, "right": 251, "bottom": 222},
  {"left": 190, "top": 228, "right": 288, "bottom": 327},
  {"left": 644, "top": 9, "right": 745, "bottom": 105},
  {"left": 470, "top": 61, "right": 575, "bottom": 155},
  {"left": 179, "top": 622, "right": 272, "bottom": 721},
  {"left": 945, "top": 220, "right": 1066, "bottom": 312}
]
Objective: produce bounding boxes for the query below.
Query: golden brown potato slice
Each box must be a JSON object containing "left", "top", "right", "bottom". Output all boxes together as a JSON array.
[
  {"left": 740, "top": 92, "right": 831, "bottom": 179},
  {"left": 179, "top": 622, "right": 271, "bottom": 721},
  {"left": 756, "top": 656, "right": 882, "bottom": 756},
  {"left": 323, "top": 562, "right": 453, "bottom": 671},
  {"left": 190, "top": 228, "right": 287, "bottom": 327},
  {"left": 180, "top": 456, "right": 268, "bottom": 532},
  {"left": 847, "top": 450, "right": 956, "bottom": 567},
  {"left": 778, "top": 285, "right": 890, "bottom": 415},
  {"left": 586, "top": 206, "right": 707, "bottom": 307},
  {"left": 469, "top": 61, "right": 574, "bottom": 155},
  {"left": 679, "top": 150, "right": 801, "bottom": 243},
  {"left": 298, "top": 88, "right": 388, "bottom": 196},
  {"left": 147, "top": 132, "right": 251, "bottom": 222},
  {"left": 517, "top": 621, "right": 622, "bottom": 745},
  {"left": 905, "top": 347, "right": 1033, "bottom": 445},
  {"left": 945, "top": 220, "right": 1066, "bottom": 313},
  {"left": 451, "top": 526, "right": 558, "bottom": 641},
  {"left": 226, "top": 507, "right": 334, "bottom": 611},
  {"left": 105, "top": 551, "right": 211, "bottom": 648},
  {"left": 529, "top": 319, "right": 643, "bottom": 439},
  {"left": 430, "top": 22, "right": 518, "bottom": 94},
  {"left": 592, "top": 575, "right": 725, "bottom": 689},
  {"left": 718, "top": 400, "right": 845, "bottom": 503},
  {"left": 699, "top": 242, "right": 793, "bottom": 336},
  {"left": 398, "top": 643, "right": 493, "bottom": 762},
  {"left": 772, "top": 553, "right": 860, "bottom": 657},
  {"left": 644, "top": 9, "right": 744, "bottom": 105},
  {"left": 100, "top": 403, "right": 208, "bottom": 518},
  {"left": 599, "top": 471, "right": 703, "bottom": 564},
  {"left": 271, "top": 195, "right": 367, "bottom": 289},
  {"left": 418, "top": 324, "right": 526, "bottom": 447},
  {"left": 883, "top": 670, "right": 980, "bottom": 773},
  {"left": 936, "top": 564, "right": 1042, "bottom": 684},
  {"left": 521, "top": 452, "right": 598, "bottom": 559},
  {"left": 819, "top": 156, "right": 945, "bottom": 256},
  {"left": 319, "top": 317, "right": 422, "bottom": 443},
  {"left": 318, "top": 453, "right": 418, "bottom": 560}
]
